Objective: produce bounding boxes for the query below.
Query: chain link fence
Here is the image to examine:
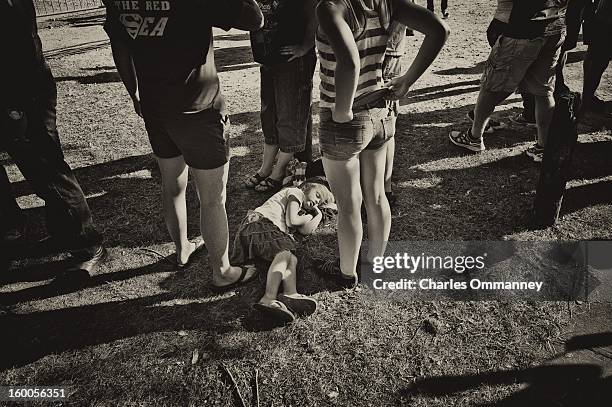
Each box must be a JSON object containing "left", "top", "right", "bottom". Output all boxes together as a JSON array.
[{"left": 34, "top": 0, "right": 104, "bottom": 17}]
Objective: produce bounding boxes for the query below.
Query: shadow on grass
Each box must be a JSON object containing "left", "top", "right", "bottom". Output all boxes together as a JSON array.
[{"left": 399, "top": 332, "right": 612, "bottom": 406}]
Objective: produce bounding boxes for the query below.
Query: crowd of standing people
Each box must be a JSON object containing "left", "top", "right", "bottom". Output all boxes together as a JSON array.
[{"left": 2, "top": 0, "right": 610, "bottom": 322}]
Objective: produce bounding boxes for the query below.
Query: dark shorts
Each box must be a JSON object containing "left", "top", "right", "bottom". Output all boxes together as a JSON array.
[
  {"left": 319, "top": 105, "right": 396, "bottom": 161},
  {"left": 481, "top": 33, "right": 566, "bottom": 97},
  {"left": 142, "top": 101, "right": 230, "bottom": 170},
  {"left": 230, "top": 213, "right": 296, "bottom": 265},
  {"left": 260, "top": 49, "right": 316, "bottom": 153}
]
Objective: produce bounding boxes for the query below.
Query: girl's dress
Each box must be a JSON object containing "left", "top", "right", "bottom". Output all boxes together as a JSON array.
[{"left": 231, "top": 187, "right": 306, "bottom": 264}]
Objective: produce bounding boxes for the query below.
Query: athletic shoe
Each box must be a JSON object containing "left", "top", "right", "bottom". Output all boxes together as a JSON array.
[
  {"left": 525, "top": 143, "right": 544, "bottom": 162},
  {"left": 467, "top": 110, "right": 505, "bottom": 134},
  {"left": 449, "top": 130, "right": 485, "bottom": 152},
  {"left": 313, "top": 258, "right": 358, "bottom": 289},
  {"left": 442, "top": 10, "right": 449, "bottom": 19},
  {"left": 509, "top": 112, "right": 537, "bottom": 128}
]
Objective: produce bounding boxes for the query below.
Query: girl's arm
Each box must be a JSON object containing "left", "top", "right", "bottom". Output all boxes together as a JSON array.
[
  {"left": 386, "top": 0, "right": 450, "bottom": 99},
  {"left": 298, "top": 206, "right": 323, "bottom": 235},
  {"left": 285, "top": 200, "right": 322, "bottom": 235},
  {"left": 316, "top": 1, "right": 360, "bottom": 123}
]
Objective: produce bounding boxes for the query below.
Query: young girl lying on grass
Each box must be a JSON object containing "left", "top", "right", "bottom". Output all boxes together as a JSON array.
[{"left": 230, "top": 178, "right": 335, "bottom": 323}]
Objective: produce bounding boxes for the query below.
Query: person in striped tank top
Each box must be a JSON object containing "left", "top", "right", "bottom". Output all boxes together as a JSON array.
[{"left": 314, "top": 0, "right": 449, "bottom": 288}]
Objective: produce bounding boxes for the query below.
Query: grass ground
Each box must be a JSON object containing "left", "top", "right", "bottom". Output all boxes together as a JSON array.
[{"left": 1, "top": 1, "right": 611, "bottom": 405}]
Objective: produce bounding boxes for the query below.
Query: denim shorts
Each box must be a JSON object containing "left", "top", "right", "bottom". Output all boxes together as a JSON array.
[
  {"left": 481, "top": 33, "right": 565, "bottom": 97},
  {"left": 142, "top": 95, "right": 230, "bottom": 170},
  {"left": 260, "top": 49, "right": 316, "bottom": 153},
  {"left": 319, "top": 105, "right": 396, "bottom": 161}
]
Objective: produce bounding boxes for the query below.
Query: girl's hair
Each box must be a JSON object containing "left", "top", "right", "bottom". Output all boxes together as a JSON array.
[{"left": 300, "top": 179, "right": 335, "bottom": 205}]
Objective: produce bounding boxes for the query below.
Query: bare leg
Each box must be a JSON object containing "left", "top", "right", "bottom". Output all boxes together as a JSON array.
[
  {"left": 269, "top": 150, "right": 295, "bottom": 181},
  {"left": 157, "top": 156, "right": 194, "bottom": 264},
  {"left": 192, "top": 162, "right": 252, "bottom": 284},
  {"left": 259, "top": 251, "right": 292, "bottom": 305},
  {"left": 361, "top": 144, "right": 391, "bottom": 261},
  {"left": 280, "top": 253, "right": 299, "bottom": 296},
  {"left": 534, "top": 94, "right": 555, "bottom": 147},
  {"left": 322, "top": 156, "right": 363, "bottom": 278},
  {"left": 471, "top": 89, "right": 513, "bottom": 139},
  {"left": 257, "top": 143, "right": 279, "bottom": 178},
  {"left": 384, "top": 137, "right": 395, "bottom": 194}
]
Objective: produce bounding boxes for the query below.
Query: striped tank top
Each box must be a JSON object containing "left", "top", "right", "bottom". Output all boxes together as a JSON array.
[{"left": 316, "top": 0, "right": 391, "bottom": 110}]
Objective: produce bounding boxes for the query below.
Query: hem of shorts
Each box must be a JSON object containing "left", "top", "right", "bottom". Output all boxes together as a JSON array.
[
  {"left": 320, "top": 151, "right": 357, "bottom": 161},
  {"left": 279, "top": 144, "right": 306, "bottom": 154},
  {"left": 185, "top": 158, "right": 230, "bottom": 171},
  {"left": 152, "top": 152, "right": 183, "bottom": 160}
]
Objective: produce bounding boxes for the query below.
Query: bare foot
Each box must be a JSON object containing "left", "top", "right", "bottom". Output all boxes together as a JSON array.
[{"left": 213, "top": 265, "right": 257, "bottom": 288}]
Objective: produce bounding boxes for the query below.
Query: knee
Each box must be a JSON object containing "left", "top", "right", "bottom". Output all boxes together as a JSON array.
[
  {"left": 336, "top": 192, "right": 362, "bottom": 215},
  {"left": 161, "top": 178, "right": 187, "bottom": 197},
  {"left": 200, "top": 192, "right": 226, "bottom": 209}
]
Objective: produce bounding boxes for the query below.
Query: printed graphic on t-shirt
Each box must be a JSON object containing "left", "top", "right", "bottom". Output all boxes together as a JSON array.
[{"left": 112, "top": 1, "right": 171, "bottom": 38}]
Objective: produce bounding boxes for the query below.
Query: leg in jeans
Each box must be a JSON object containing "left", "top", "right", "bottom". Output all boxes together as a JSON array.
[
  {"left": 156, "top": 155, "right": 195, "bottom": 264},
  {"left": 534, "top": 94, "right": 556, "bottom": 147},
  {"left": 322, "top": 156, "right": 362, "bottom": 278},
  {"left": 441, "top": 0, "right": 448, "bottom": 13},
  {"left": 257, "top": 65, "right": 279, "bottom": 179},
  {"left": 192, "top": 163, "right": 253, "bottom": 285},
  {"left": 0, "top": 165, "right": 25, "bottom": 233},
  {"left": 471, "top": 90, "right": 513, "bottom": 139},
  {"left": 427, "top": 0, "right": 434, "bottom": 12},
  {"left": 269, "top": 50, "right": 316, "bottom": 180},
  {"left": 3, "top": 84, "right": 101, "bottom": 253},
  {"left": 361, "top": 144, "right": 391, "bottom": 262},
  {"left": 582, "top": 39, "right": 611, "bottom": 109},
  {"left": 294, "top": 50, "right": 317, "bottom": 164},
  {"left": 521, "top": 93, "right": 537, "bottom": 122}
]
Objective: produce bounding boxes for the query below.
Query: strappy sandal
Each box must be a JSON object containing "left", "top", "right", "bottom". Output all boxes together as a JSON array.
[
  {"left": 254, "top": 177, "right": 283, "bottom": 193},
  {"left": 244, "top": 172, "right": 268, "bottom": 188},
  {"left": 277, "top": 293, "right": 318, "bottom": 317}
]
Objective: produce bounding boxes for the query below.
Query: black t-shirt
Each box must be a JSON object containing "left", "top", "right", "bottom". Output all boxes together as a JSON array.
[
  {"left": 0, "top": 0, "right": 54, "bottom": 109},
  {"left": 507, "top": 0, "right": 568, "bottom": 39},
  {"left": 250, "top": 0, "right": 308, "bottom": 64},
  {"left": 103, "top": 0, "right": 245, "bottom": 114}
]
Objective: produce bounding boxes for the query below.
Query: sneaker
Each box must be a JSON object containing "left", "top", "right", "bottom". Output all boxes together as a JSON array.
[
  {"left": 68, "top": 245, "right": 108, "bottom": 274},
  {"left": 442, "top": 10, "right": 449, "bottom": 19},
  {"left": 525, "top": 143, "right": 544, "bottom": 162},
  {"left": 313, "top": 258, "right": 358, "bottom": 289},
  {"left": 510, "top": 112, "right": 537, "bottom": 128},
  {"left": 449, "top": 130, "right": 485, "bottom": 152},
  {"left": 467, "top": 110, "right": 504, "bottom": 134}
]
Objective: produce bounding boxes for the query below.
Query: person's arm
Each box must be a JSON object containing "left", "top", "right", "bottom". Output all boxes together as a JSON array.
[
  {"left": 109, "top": 39, "right": 142, "bottom": 117},
  {"left": 316, "top": 0, "right": 359, "bottom": 123},
  {"left": 214, "top": 0, "right": 264, "bottom": 31},
  {"left": 385, "top": 0, "right": 450, "bottom": 99},
  {"left": 298, "top": 206, "right": 323, "bottom": 235},
  {"left": 285, "top": 199, "right": 322, "bottom": 235},
  {"left": 279, "top": 0, "right": 317, "bottom": 61}
]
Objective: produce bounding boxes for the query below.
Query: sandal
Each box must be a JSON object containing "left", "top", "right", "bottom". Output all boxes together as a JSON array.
[
  {"left": 277, "top": 293, "right": 318, "bottom": 317},
  {"left": 254, "top": 177, "right": 283, "bottom": 193},
  {"left": 177, "top": 239, "right": 205, "bottom": 269},
  {"left": 210, "top": 265, "right": 258, "bottom": 293},
  {"left": 253, "top": 300, "right": 296, "bottom": 323},
  {"left": 244, "top": 172, "right": 268, "bottom": 188}
]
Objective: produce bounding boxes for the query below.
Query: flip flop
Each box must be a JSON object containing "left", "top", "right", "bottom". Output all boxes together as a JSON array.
[
  {"left": 244, "top": 172, "right": 268, "bottom": 188},
  {"left": 254, "top": 177, "right": 283, "bottom": 193},
  {"left": 253, "top": 300, "right": 296, "bottom": 323},
  {"left": 210, "top": 265, "right": 258, "bottom": 293},
  {"left": 177, "top": 239, "right": 205, "bottom": 269},
  {"left": 277, "top": 293, "right": 318, "bottom": 317}
]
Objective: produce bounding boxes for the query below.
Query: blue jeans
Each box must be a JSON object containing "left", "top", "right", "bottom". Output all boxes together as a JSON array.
[
  {"left": 0, "top": 74, "right": 101, "bottom": 251},
  {"left": 260, "top": 48, "right": 316, "bottom": 156}
]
